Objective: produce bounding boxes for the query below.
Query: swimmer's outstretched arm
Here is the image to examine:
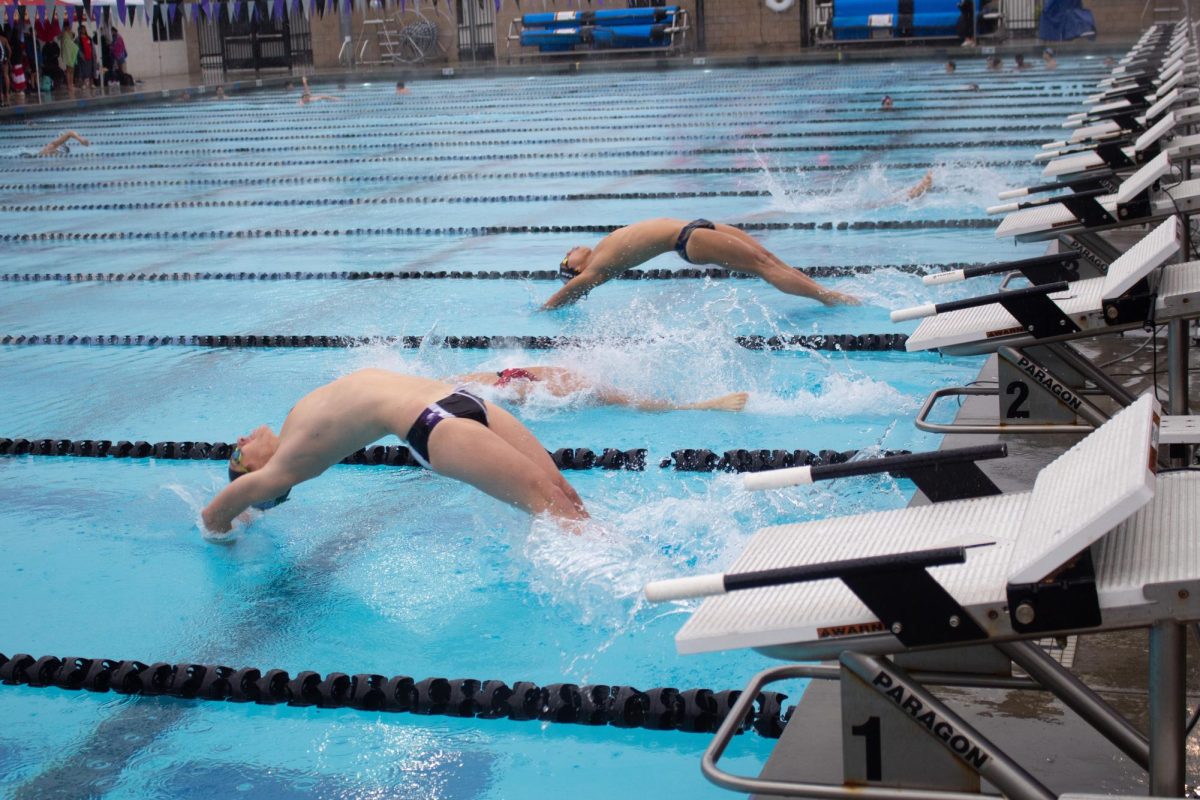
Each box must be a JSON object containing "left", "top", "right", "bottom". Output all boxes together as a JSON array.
[
  {"left": 201, "top": 465, "right": 298, "bottom": 534},
  {"left": 595, "top": 387, "right": 750, "bottom": 412},
  {"left": 906, "top": 170, "right": 934, "bottom": 199},
  {"left": 541, "top": 271, "right": 608, "bottom": 310},
  {"left": 40, "top": 131, "right": 90, "bottom": 155}
]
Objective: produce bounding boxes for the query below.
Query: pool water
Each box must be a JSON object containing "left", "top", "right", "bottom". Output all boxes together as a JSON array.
[{"left": 0, "top": 57, "right": 1104, "bottom": 799}]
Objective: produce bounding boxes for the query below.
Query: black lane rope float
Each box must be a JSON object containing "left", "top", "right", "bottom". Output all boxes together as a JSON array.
[
  {"left": 0, "top": 262, "right": 974, "bottom": 282},
  {"left": 26, "top": 110, "right": 1073, "bottom": 135},
  {"left": 0, "top": 436, "right": 894, "bottom": 473},
  {"left": 0, "top": 652, "right": 793, "bottom": 739},
  {"left": 0, "top": 160, "right": 1028, "bottom": 190},
  {"left": 0, "top": 117, "right": 1072, "bottom": 142},
  {"left": 0, "top": 187, "right": 954, "bottom": 213},
  {"left": 3, "top": 125, "right": 1057, "bottom": 153},
  {"left": 32, "top": 138, "right": 1058, "bottom": 160},
  {"left": 0, "top": 333, "right": 911, "bottom": 352},
  {"left": 0, "top": 142, "right": 1053, "bottom": 173},
  {"left": 47, "top": 97, "right": 1083, "bottom": 118},
  {"left": 0, "top": 220, "right": 998, "bottom": 243}
]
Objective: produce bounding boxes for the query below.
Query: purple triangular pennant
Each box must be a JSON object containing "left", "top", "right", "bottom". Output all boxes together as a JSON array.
[
  {"left": 116, "top": 0, "right": 127, "bottom": 24},
  {"left": 168, "top": 2, "right": 178, "bottom": 23}
]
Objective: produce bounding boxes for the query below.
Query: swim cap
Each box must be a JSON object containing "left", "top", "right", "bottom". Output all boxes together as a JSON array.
[
  {"left": 558, "top": 252, "right": 578, "bottom": 283},
  {"left": 496, "top": 367, "right": 538, "bottom": 387}
]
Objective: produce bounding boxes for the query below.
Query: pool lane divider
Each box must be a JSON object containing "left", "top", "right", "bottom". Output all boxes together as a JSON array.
[
  {"left": 0, "top": 652, "right": 792, "bottom": 739},
  {"left": 0, "top": 125, "right": 1056, "bottom": 154},
  {"left": 0, "top": 436, "right": 902, "bottom": 473},
  {"left": 0, "top": 160, "right": 1025, "bottom": 188},
  {"left": 0, "top": 262, "right": 973, "bottom": 282},
  {"left": 0, "top": 143, "right": 1050, "bottom": 173},
  {"left": 3, "top": 186, "right": 960, "bottom": 213},
  {"left": 0, "top": 332, "right": 910, "bottom": 351},
  {"left": 0, "top": 117, "right": 1071, "bottom": 143},
  {"left": 0, "top": 220, "right": 997, "bottom": 243}
]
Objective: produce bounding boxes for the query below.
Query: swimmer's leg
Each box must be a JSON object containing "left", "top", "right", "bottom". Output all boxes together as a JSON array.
[
  {"left": 687, "top": 227, "right": 859, "bottom": 305},
  {"left": 479, "top": 402, "right": 587, "bottom": 513},
  {"left": 426, "top": 417, "right": 587, "bottom": 521}
]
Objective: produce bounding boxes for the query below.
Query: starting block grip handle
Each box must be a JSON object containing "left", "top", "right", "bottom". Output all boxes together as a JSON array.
[
  {"left": 997, "top": 187, "right": 1031, "bottom": 200},
  {"left": 644, "top": 573, "right": 726, "bottom": 602},
  {"left": 644, "top": 546, "right": 973, "bottom": 602},
  {"left": 890, "top": 303, "right": 936, "bottom": 323},
  {"left": 936, "top": 280, "right": 1070, "bottom": 315},
  {"left": 744, "top": 444, "right": 1007, "bottom": 491},
  {"left": 807, "top": 443, "right": 1006, "bottom": 482},
  {"left": 743, "top": 465, "right": 812, "bottom": 491},
  {"left": 923, "top": 269, "right": 966, "bottom": 286}
]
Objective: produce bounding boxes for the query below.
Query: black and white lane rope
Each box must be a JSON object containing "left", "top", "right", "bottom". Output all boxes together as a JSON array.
[
  {"left": 0, "top": 436, "right": 896, "bottom": 473},
  {"left": 0, "top": 262, "right": 973, "bottom": 282},
  {"left": 0, "top": 160, "right": 1024, "bottom": 188},
  {"left": 0, "top": 220, "right": 996, "bottom": 243},
  {"left": 0, "top": 333, "right": 911, "bottom": 352}
]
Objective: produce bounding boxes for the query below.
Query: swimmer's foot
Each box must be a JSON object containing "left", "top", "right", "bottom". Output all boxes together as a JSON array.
[{"left": 693, "top": 392, "right": 750, "bottom": 412}]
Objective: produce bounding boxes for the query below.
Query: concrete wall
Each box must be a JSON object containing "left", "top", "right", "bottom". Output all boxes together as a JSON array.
[
  {"left": 115, "top": 13, "right": 192, "bottom": 80},
  {"left": 1086, "top": 0, "right": 1154, "bottom": 44}
]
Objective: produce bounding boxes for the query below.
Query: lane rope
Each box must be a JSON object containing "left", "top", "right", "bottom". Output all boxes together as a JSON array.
[
  {"left": 0, "top": 333, "right": 912, "bottom": 351},
  {"left": 0, "top": 262, "right": 973, "bottom": 282},
  {"left": 0, "top": 652, "right": 793, "bottom": 738},
  {"left": 0, "top": 437, "right": 901, "bottom": 473}
]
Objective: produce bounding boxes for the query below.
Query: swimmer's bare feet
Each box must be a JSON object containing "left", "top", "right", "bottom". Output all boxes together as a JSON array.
[{"left": 691, "top": 392, "right": 750, "bottom": 412}]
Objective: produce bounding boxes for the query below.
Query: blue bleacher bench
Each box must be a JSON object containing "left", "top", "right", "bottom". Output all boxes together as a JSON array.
[{"left": 507, "top": 6, "right": 690, "bottom": 58}]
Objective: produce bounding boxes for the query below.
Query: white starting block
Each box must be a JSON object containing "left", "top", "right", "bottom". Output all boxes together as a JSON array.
[
  {"left": 645, "top": 396, "right": 1200, "bottom": 798},
  {"left": 994, "top": 152, "right": 1190, "bottom": 254},
  {"left": 896, "top": 218, "right": 1198, "bottom": 434}
]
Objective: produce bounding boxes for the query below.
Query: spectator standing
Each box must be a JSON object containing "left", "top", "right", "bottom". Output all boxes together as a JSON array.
[
  {"left": 110, "top": 26, "right": 126, "bottom": 77},
  {"left": 77, "top": 22, "right": 94, "bottom": 88},
  {"left": 60, "top": 21, "right": 77, "bottom": 93}
]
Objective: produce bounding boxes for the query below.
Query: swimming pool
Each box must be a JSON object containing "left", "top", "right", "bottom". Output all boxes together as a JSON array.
[{"left": 0, "top": 56, "right": 1105, "bottom": 798}]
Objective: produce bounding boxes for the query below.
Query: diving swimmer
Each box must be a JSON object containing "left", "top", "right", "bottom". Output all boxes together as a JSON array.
[
  {"left": 452, "top": 366, "right": 749, "bottom": 412},
  {"left": 200, "top": 370, "right": 587, "bottom": 539},
  {"left": 544, "top": 218, "right": 860, "bottom": 309}
]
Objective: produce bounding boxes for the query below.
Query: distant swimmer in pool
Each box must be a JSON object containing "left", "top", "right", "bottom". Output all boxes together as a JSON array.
[
  {"left": 544, "top": 218, "right": 860, "bottom": 310},
  {"left": 200, "top": 369, "right": 587, "bottom": 540},
  {"left": 452, "top": 366, "right": 750, "bottom": 412},
  {"left": 906, "top": 169, "right": 934, "bottom": 200},
  {"left": 298, "top": 76, "right": 340, "bottom": 106},
  {"left": 26, "top": 131, "right": 89, "bottom": 157}
]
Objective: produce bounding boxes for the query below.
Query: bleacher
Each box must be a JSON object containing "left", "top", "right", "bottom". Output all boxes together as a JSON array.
[{"left": 506, "top": 6, "right": 689, "bottom": 60}]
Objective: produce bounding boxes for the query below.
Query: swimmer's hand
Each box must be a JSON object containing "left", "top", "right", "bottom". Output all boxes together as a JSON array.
[
  {"left": 819, "top": 289, "right": 862, "bottom": 306},
  {"left": 200, "top": 510, "right": 255, "bottom": 544}
]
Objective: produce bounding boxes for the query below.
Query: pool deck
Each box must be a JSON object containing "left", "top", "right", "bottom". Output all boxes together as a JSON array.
[{"left": 755, "top": 280, "right": 1200, "bottom": 794}]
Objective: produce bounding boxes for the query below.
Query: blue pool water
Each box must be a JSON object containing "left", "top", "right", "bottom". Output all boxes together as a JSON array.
[{"left": 0, "top": 57, "right": 1106, "bottom": 798}]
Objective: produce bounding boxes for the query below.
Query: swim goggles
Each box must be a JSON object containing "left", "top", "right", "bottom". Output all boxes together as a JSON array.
[
  {"left": 227, "top": 446, "right": 291, "bottom": 510},
  {"left": 557, "top": 252, "right": 577, "bottom": 284}
]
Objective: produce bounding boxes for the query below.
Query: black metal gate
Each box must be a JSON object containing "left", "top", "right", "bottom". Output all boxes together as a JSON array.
[
  {"left": 456, "top": 0, "right": 494, "bottom": 63},
  {"left": 197, "top": 0, "right": 312, "bottom": 79}
]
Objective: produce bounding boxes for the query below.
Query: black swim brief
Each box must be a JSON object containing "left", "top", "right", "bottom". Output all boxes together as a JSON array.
[
  {"left": 673, "top": 218, "right": 716, "bottom": 264},
  {"left": 406, "top": 390, "right": 489, "bottom": 468}
]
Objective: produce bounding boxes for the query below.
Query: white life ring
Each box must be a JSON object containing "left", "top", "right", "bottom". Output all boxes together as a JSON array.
[{"left": 765, "top": 0, "right": 796, "bottom": 13}]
